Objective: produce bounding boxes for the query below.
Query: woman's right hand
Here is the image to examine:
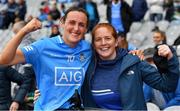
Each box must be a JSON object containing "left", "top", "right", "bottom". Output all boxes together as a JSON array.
[
  {"left": 21, "top": 18, "right": 42, "bottom": 35},
  {"left": 33, "top": 89, "right": 40, "bottom": 103}
]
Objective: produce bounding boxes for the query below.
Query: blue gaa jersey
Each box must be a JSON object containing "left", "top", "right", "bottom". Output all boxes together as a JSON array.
[{"left": 21, "top": 36, "right": 92, "bottom": 110}]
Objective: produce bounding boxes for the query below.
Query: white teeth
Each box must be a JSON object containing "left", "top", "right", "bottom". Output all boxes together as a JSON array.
[
  {"left": 72, "top": 33, "right": 78, "bottom": 36},
  {"left": 71, "top": 32, "right": 79, "bottom": 35},
  {"left": 101, "top": 48, "right": 108, "bottom": 51}
]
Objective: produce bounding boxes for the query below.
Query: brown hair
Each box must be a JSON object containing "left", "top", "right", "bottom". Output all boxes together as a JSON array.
[
  {"left": 60, "top": 6, "right": 89, "bottom": 28},
  {"left": 117, "top": 32, "right": 128, "bottom": 49},
  {"left": 91, "top": 23, "right": 118, "bottom": 45},
  {"left": 154, "top": 30, "right": 167, "bottom": 44}
]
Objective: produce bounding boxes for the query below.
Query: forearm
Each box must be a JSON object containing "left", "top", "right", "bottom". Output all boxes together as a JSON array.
[
  {"left": 143, "top": 55, "right": 179, "bottom": 92},
  {"left": 0, "top": 18, "right": 42, "bottom": 65},
  {"left": 13, "top": 88, "right": 28, "bottom": 104},
  {"left": 162, "top": 55, "right": 179, "bottom": 92},
  {"left": 14, "top": 76, "right": 32, "bottom": 104}
]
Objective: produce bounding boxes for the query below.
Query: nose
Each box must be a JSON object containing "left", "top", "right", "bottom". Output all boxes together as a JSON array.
[
  {"left": 101, "top": 38, "right": 106, "bottom": 45},
  {"left": 74, "top": 24, "right": 79, "bottom": 31}
]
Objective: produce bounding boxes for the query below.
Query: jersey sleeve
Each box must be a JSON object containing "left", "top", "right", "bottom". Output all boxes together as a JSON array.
[{"left": 21, "top": 39, "right": 45, "bottom": 64}]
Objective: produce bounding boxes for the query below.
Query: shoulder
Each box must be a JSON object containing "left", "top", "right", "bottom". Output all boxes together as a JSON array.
[
  {"left": 122, "top": 54, "right": 141, "bottom": 65},
  {"left": 0, "top": 66, "right": 8, "bottom": 73},
  {"left": 80, "top": 40, "right": 92, "bottom": 49},
  {"left": 32, "top": 36, "right": 59, "bottom": 46},
  {"left": 124, "top": 53, "right": 140, "bottom": 60},
  {"left": 123, "top": 55, "right": 153, "bottom": 73}
]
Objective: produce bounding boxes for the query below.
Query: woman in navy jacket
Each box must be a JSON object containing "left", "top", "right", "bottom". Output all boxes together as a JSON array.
[{"left": 81, "top": 23, "right": 179, "bottom": 110}]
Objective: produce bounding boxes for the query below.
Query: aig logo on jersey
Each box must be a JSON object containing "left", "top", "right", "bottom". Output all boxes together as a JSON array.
[{"left": 55, "top": 67, "right": 85, "bottom": 86}]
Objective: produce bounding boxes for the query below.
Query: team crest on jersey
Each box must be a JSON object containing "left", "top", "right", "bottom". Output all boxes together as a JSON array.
[{"left": 79, "top": 53, "right": 85, "bottom": 62}]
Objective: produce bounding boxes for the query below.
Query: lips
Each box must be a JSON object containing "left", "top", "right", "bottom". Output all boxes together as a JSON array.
[
  {"left": 100, "top": 47, "right": 109, "bottom": 51},
  {"left": 71, "top": 33, "right": 79, "bottom": 36}
]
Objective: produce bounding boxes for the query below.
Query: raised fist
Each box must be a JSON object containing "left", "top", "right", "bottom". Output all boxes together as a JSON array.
[
  {"left": 157, "top": 44, "right": 173, "bottom": 60},
  {"left": 21, "top": 18, "right": 42, "bottom": 34}
]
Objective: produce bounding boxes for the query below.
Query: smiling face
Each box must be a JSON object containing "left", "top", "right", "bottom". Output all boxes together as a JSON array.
[
  {"left": 61, "top": 11, "right": 88, "bottom": 47},
  {"left": 92, "top": 23, "right": 118, "bottom": 60},
  {"left": 153, "top": 31, "right": 166, "bottom": 45}
]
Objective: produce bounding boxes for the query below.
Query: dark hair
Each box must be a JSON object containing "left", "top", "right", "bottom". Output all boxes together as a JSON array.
[
  {"left": 117, "top": 32, "right": 126, "bottom": 38},
  {"left": 61, "top": 6, "right": 89, "bottom": 28},
  {"left": 51, "top": 24, "right": 59, "bottom": 28},
  {"left": 144, "top": 48, "right": 155, "bottom": 59}
]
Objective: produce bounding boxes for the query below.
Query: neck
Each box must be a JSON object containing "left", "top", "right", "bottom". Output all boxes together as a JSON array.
[
  {"left": 62, "top": 36, "right": 77, "bottom": 48},
  {"left": 100, "top": 51, "right": 117, "bottom": 60}
]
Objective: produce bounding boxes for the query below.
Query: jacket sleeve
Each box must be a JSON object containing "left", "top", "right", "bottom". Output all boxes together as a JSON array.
[
  {"left": 6, "top": 66, "right": 34, "bottom": 104},
  {"left": 6, "top": 66, "right": 23, "bottom": 84},
  {"left": 164, "top": 78, "right": 180, "bottom": 108},
  {"left": 143, "top": 83, "right": 153, "bottom": 102},
  {"left": 140, "top": 54, "right": 179, "bottom": 92}
]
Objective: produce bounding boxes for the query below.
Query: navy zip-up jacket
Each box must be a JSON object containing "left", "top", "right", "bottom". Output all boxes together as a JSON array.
[{"left": 81, "top": 49, "right": 179, "bottom": 110}]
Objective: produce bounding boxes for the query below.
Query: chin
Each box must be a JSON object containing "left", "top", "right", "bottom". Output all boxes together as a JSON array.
[
  {"left": 100, "top": 54, "right": 110, "bottom": 59},
  {"left": 72, "top": 39, "right": 81, "bottom": 43}
]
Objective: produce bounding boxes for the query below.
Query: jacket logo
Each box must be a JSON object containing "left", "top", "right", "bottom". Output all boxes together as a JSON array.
[{"left": 127, "top": 70, "right": 135, "bottom": 75}]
